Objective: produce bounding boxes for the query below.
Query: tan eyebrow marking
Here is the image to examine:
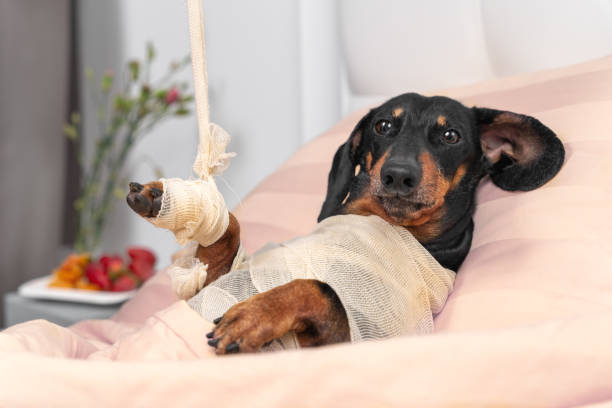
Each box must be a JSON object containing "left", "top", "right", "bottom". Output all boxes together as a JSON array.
[
  {"left": 450, "top": 163, "right": 468, "bottom": 189},
  {"left": 437, "top": 115, "right": 447, "bottom": 126},
  {"left": 392, "top": 107, "right": 404, "bottom": 118},
  {"left": 368, "top": 150, "right": 390, "bottom": 177},
  {"left": 354, "top": 164, "right": 361, "bottom": 176}
]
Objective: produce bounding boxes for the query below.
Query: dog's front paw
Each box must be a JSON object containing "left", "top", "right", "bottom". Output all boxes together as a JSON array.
[
  {"left": 126, "top": 181, "right": 164, "bottom": 218},
  {"left": 206, "top": 293, "right": 297, "bottom": 355}
]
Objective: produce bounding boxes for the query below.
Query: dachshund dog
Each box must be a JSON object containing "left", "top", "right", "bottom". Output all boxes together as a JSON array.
[{"left": 127, "top": 93, "right": 564, "bottom": 354}]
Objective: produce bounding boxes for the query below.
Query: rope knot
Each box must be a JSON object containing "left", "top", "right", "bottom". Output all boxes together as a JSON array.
[{"left": 193, "top": 123, "right": 236, "bottom": 178}]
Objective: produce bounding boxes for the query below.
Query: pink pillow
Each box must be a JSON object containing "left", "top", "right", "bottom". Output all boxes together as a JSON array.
[
  {"left": 233, "top": 55, "right": 612, "bottom": 332},
  {"left": 435, "top": 57, "right": 612, "bottom": 331}
]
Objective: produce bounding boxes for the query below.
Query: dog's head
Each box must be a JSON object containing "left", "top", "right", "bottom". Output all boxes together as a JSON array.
[{"left": 319, "top": 93, "right": 564, "bottom": 258}]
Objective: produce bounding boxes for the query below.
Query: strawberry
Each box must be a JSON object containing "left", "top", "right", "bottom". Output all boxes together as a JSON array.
[
  {"left": 128, "top": 258, "right": 154, "bottom": 281},
  {"left": 127, "top": 247, "right": 156, "bottom": 267},
  {"left": 111, "top": 274, "right": 139, "bottom": 292},
  {"left": 107, "top": 263, "right": 129, "bottom": 281},
  {"left": 99, "top": 254, "right": 124, "bottom": 272},
  {"left": 85, "top": 261, "right": 111, "bottom": 290}
]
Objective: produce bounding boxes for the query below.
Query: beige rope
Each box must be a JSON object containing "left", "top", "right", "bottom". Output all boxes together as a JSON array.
[
  {"left": 186, "top": 0, "right": 236, "bottom": 179},
  {"left": 186, "top": 0, "right": 211, "bottom": 176},
  {"left": 145, "top": 0, "right": 237, "bottom": 298}
]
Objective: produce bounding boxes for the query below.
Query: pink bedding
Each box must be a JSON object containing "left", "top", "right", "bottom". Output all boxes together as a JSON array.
[
  {"left": 2, "top": 55, "right": 612, "bottom": 407},
  {"left": 1, "top": 301, "right": 612, "bottom": 407}
]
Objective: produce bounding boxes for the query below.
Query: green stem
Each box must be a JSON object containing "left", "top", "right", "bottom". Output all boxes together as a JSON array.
[
  {"left": 90, "top": 131, "right": 135, "bottom": 249},
  {"left": 86, "top": 110, "right": 173, "bottom": 250},
  {"left": 73, "top": 51, "right": 192, "bottom": 252}
]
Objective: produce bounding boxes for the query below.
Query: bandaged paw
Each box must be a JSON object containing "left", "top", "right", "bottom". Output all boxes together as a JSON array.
[
  {"left": 167, "top": 253, "right": 209, "bottom": 300},
  {"left": 146, "top": 177, "right": 229, "bottom": 247}
]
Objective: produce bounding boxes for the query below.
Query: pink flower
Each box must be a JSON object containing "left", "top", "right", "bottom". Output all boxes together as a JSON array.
[{"left": 165, "top": 88, "right": 180, "bottom": 104}]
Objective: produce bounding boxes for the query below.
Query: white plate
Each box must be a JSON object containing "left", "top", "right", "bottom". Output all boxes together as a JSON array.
[{"left": 18, "top": 276, "right": 136, "bottom": 305}]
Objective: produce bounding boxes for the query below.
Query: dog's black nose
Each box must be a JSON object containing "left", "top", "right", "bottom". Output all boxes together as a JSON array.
[
  {"left": 381, "top": 162, "right": 421, "bottom": 195},
  {"left": 126, "top": 190, "right": 150, "bottom": 215}
]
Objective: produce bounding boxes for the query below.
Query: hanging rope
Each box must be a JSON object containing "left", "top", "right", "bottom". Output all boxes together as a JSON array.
[
  {"left": 186, "top": 0, "right": 211, "bottom": 152},
  {"left": 143, "top": 0, "right": 241, "bottom": 298},
  {"left": 186, "top": 0, "right": 236, "bottom": 179}
]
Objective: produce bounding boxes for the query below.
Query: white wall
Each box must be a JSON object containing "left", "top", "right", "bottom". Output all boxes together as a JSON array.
[
  {"left": 298, "top": 0, "right": 342, "bottom": 142},
  {"left": 339, "top": 0, "right": 493, "bottom": 109},
  {"left": 201, "top": 0, "right": 303, "bottom": 207}
]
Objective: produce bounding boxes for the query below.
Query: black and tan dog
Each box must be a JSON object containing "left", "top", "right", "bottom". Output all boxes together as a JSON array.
[{"left": 127, "top": 93, "right": 564, "bottom": 354}]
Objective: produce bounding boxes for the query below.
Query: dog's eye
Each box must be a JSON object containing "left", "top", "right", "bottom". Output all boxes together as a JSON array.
[
  {"left": 374, "top": 120, "right": 393, "bottom": 135},
  {"left": 442, "top": 129, "right": 461, "bottom": 144}
]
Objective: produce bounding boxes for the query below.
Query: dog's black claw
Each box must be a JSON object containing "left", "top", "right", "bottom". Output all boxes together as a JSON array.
[
  {"left": 263, "top": 340, "right": 273, "bottom": 347},
  {"left": 213, "top": 316, "right": 223, "bottom": 324},
  {"left": 225, "top": 342, "right": 239, "bottom": 354},
  {"left": 206, "top": 331, "right": 214, "bottom": 339},
  {"left": 207, "top": 338, "right": 220, "bottom": 348}
]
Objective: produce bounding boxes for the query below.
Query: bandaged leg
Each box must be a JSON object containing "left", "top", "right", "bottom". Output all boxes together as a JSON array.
[
  {"left": 144, "top": 123, "right": 236, "bottom": 247},
  {"left": 169, "top": 240, "right": 248, "bottom": 300},
  {"left": 139, "top": 177, "right": 244, "bottom": 299}
]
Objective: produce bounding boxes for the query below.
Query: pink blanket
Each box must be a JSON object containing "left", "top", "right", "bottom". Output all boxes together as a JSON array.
[
  {"left": 2, "top": 297, "right": 612, "bottom": 407},
  {"left": 2, "top": 55, "right": 612, "bottom": 407}
]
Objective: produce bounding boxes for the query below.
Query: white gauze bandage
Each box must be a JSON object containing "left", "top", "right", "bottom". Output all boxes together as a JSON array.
[
  {"left": 168, "top": 249, "right": 209, "bottom": 300},
  {"left": 146, "top": 177, "right": 228, "bottom": 247},
  {"left": 145, "top": 176, "right": 228, "bottom": 300},
  {"left": 145, "top": 122, "right": 235, "bottom": 246},
  {"left": 188, "top": 214, "right": 456, "bottom": 347},
  {"left": 168, "top": 242, "right": 249, "bottom": 300}
]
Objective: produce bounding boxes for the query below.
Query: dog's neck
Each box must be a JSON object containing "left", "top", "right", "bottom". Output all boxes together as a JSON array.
[{"left": 421, "top": 200, "right": 476, "bottom": 271}]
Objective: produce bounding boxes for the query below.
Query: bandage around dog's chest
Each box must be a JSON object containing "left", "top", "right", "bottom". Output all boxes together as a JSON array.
[{"left": 187, "top": 214, "right": 455, "bottom": 345}]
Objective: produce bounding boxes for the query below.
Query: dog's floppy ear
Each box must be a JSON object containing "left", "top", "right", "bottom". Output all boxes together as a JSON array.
[
  {"left": 473, "top": 107, "right": 565, "bottom": 191},
  {"left": 318, "top": 112, "right": 370, "bottom": 222}
]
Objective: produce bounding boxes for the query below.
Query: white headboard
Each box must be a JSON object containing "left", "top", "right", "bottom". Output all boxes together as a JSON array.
[{"left": 338, "top": 0, "right": 612, "bottom": 111}]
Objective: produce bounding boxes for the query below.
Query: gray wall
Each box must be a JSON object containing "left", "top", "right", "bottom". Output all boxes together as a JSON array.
[{"left": 0, "top": 0, "right": 71, "bottom": 321}]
